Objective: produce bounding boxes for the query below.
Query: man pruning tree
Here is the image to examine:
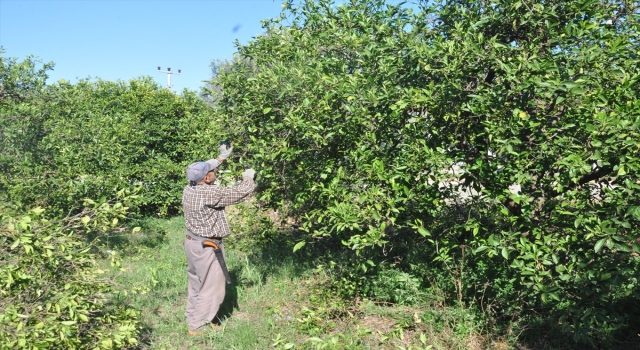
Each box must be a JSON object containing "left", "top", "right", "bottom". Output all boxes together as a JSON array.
[{"left": 182, "top": 142, "right": 256, "bottom": 336}]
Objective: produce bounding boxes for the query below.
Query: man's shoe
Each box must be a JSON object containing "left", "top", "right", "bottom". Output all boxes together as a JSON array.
[
  {"left": 188, "top": 323, "right": 221, "bottom": 336},
  {"left": 188, "top": 328, "right": 206, "bottom": 336}
]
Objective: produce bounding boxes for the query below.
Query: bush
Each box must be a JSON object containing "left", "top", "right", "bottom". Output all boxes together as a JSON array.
[
  {"left": 0, "top": 201, "right": 139, "bottom": 349},
  {"left": 1, "top": 51, "right": 226, "bottom": 216},
  {"left": 364, "top": 269, "right": 425, "bottom": 306},
  {"left": 212, "top": 0, "right": 640, "bottom": 344}
]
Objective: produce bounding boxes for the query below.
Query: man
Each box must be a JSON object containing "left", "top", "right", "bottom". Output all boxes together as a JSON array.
[{"left": 182, "top": 143, "right": 256, "bottom": 335}]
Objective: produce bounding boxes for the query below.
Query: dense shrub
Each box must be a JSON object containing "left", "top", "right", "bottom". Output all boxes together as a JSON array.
[
  {"left": 0, "top": 200, "right": 139, "bottom": 349},
  {"left": 212, "top": 0, "right": 640, "bottom": 344},
  {"left": 0, "top": 52, "right": 228, "bottom": 348},
  {"left": 0, "top": 54, "right": 53, "bottom": 203},
  {"left": 0, "top": 52, "right": 225, "bottom": 216}
]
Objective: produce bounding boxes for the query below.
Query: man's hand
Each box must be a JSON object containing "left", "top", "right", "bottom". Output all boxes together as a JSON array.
[
  {"left": 242, "top": 168, "right": 256, "bottom": 179},
  {"left": 218, "top": 142, "right": 233, "bottom": 160}
]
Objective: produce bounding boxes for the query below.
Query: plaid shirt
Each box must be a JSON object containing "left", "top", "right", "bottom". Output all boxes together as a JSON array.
[{"left": 182, "top": 178, "right": 255, "bottom": 238}]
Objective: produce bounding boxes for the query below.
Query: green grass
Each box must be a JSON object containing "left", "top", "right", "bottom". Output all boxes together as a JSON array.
[
  {"left": 97, "top": 215, "right": 315, "bottom": 349},
  {"left": 97, "top": 208, "right": 508, "bottom": 349}
]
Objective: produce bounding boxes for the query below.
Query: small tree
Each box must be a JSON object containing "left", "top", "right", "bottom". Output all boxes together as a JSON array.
[{"left": 0, "top": 62, "right": 224, "bottom": 216}]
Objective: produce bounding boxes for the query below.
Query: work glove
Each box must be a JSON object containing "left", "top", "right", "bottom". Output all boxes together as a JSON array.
[
  {"left": 242, "top": 168, "right": 256, "bottom": 179},
  {"left": 218, "top": 142, "right": 233, "bottom": 160}
]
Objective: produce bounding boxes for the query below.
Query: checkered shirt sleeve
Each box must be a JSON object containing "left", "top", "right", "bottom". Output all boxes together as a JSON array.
[{"left": 182, "top": 178, "right": 255, "bottom": 238}]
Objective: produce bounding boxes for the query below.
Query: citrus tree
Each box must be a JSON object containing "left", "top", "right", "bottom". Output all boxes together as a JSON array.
[
  {"left": 0, "top": 53, "right": 53, "bottom": 204},
  {"left": 212, "top": 0, "right": 640, "bottom": 343},
  {"left": 1, "top": 53, "right": 224, "bottom": 216},
  {"left": 0, "top": 199, "right": 140, "bottom": 349}
]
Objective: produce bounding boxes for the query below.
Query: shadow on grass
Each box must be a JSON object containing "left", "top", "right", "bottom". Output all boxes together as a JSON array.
[
  {"left": 135, "top": 323, "right": 155, "bottom": 350},
  {"left": 89, "top": 219, "right": 168, "bottom": 256},
  {"left": 217, "top": 270, "right": 240, "bottom": 323},
  {"left": 514, "top": 304, "right": 640, "bottom": 350},
  {"left": 232, "top": 225, "right": 640, "bottom": 350},
  {"left": 228, "top": 227, "right": 345, "bottom": 283}
]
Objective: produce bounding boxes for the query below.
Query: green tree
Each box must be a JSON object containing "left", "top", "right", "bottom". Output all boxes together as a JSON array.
[
  {"left": 36, "top": 78, "right": 220, "bottom": 215},
  {"left": 202, "top": 56, "right": 256, "bottom": 106},
  {"left": 0, "top": 53, "right": 54, "bottom": 198},
  {"left": 0, "top": 199, "right": 140, "bottom": 349},
  {"left": 213, "top": 0, "right": 640, "bottom": 344},
  {"left": 0, "top": 62, "right": 224, "bottom": 216}
]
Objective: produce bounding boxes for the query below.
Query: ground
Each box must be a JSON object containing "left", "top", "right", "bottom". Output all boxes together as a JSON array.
[{"left": 99, "top": 214, "right": 513, "bottom": 349}]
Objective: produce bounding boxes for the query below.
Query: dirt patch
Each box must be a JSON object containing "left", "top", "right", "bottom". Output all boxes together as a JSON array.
[
  {"left": 359, "top": 314, "right": 396, "bottom": 334},
  {"left": 466, "top": 333, "right": 486, "bottom": 350},
  {"left": 232, "top": 311, "right": 251, "bottom": 322},
  {"left": 154, "top": 305, "right": 168, "bottom": 321}
]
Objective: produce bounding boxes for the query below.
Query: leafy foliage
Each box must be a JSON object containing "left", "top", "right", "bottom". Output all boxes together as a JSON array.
[
  {"left": 0, "top": 54, "right": 53, "bottom": 198},
  {"left": 0, "top": 52, "right": 228, "bottom": 348},
  {"left": 0, "top": 52, "right": 223, "bottom": 216},
  {"left": 212, "top": 0, "right": 640, "bottom": 344},
  {"left": 0, "top": 199, "right": 139, "bottom": 349}
]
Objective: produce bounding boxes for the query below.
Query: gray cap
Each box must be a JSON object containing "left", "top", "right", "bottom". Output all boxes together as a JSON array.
[{"left": 186, "top": 161, "right": 214, "bottom": 183}]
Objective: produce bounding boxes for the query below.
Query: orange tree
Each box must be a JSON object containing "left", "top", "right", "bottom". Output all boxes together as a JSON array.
[
  {"left": 0, "top": 54, "right": 223, "bottom": 216},
  {"left": 0, "top": 202, "right": 140, "bottom": 350},
  {"left": 212, "top": 0, "right": 640, "bottom": 344},
  {"left": 0, "top": 53, "right": 231, "bottom": 349}
]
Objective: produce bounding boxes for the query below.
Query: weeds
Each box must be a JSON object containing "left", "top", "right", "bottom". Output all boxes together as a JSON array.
[
  {"left": 94, "top": 203, "right": 522, "bottom": 349},
  {"left": 89, "top": 209, "right": 539, "bottom": 349}
]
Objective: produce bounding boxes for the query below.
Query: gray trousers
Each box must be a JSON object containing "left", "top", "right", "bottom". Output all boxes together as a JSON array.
[{"left": 184, "top": 237, "right": 226, "bottom": 330}]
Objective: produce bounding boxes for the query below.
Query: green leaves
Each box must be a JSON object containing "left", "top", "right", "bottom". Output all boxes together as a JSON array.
[
  {"left": 501, "top": 247, "right": 510, "bottom": 260},
  {"left": 417, "top": 226, "right": 430, "bottom": 237},
  {"left": 475, "top": 246, "right": 489, "bottom": 254},
  {"left": 0, "top": 202, "right": 140, "bottom": 348},
  {"left": 594, "top": 238, "right": 606, "bottom": 253},
  {"left": 293, "top": 241, "right": 306, "bottom": 252},
  {"left": 1, "top": 0, "right": 638, "bottom": 345},
  {"left": 210, "top": 0, "right": 640, "bottom": 343},
  {"left": 1, "top": 71, "right": 219, "bottom": 216}
]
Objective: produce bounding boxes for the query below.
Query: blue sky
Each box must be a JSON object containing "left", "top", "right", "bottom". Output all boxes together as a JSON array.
[{"left": 0, "top": 0, "right": 285, "bottom": 92}]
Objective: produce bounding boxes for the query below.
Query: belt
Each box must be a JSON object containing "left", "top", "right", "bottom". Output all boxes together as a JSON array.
[{"left": 185, "top": 235, "right": 223, "bottom": 241}]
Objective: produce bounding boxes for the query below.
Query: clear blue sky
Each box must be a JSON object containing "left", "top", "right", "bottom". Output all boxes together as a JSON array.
[{"left": 0, "top": 0, "right": 285, "bottom": 92}]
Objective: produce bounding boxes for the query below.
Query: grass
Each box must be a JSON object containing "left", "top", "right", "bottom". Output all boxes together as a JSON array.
[{"left": 97, "top": 204, "right": 510, "bottom": 349}]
